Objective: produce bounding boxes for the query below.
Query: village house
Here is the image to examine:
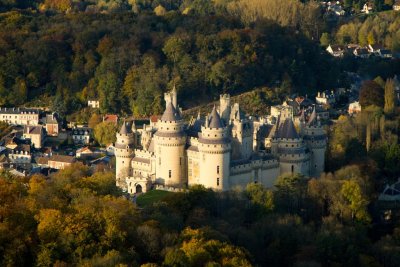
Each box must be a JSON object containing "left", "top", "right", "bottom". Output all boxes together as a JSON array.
[
  {"left": 103, "top": 114, "right": 118, "bottom": 125},
  {"left": 393, "top": 0, "right": 400, "bottom": 11},
  {"left": 48, "top": 154, "right": 76, "bottom": 170},
  {"left": 0, "top": 107, "right": 40, "bottom": 126},
  {"left": 88, "top": 100, "right": 100, "bottom": 108},
  {"left": 361, "top": 2, "right": 373, "bottom": 14},
  {"left": 326, "top": 44, "right": 346, "bottom": 57},
  {"left": 8, "top": 144, "right": 32, "bottom": 168},
  {"left": 72, "top": 127, "right": 92, "bottom": 145},
  {"left": 315, "top": 91, "right": 336, "bottom": 106},
  {"left": 348, "top": 101, "right": 362, "bottom": 114},
  {"left": 23, "top": 125, "right": 45, "bottom": 149},
  {"left": 44, "top": 113, "right": 60, "bottom": 136}
]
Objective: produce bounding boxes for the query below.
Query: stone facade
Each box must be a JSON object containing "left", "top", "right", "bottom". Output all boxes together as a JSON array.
[{"left": 116, "top": 90, "right": 327, "bottom": 194}]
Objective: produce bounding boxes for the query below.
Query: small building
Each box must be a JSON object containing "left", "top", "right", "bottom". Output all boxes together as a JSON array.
[
  {"left": 348, "top": 101, "right": 362, "bottom": 114},
  {"left": 23, "top": 125, "right": 45, "bottom": 149},
  {"left": 88, "top": 100, "right": 100, "bottom": 108},
  {"left": 105, "top": 144, "right": 115, "bottom": 156},
  {"left": 326, "top": 44, "right": 345, "bottom": 57},
  {"left": 393, "top": 0, "right": 400, "bottom": 11},
  {"left": 361, "top": 2, "right": 373, "bottom": 14},
  {"left": 367, "top": 44, "right": 384, "bottom": 53},
  {"left": 8, "top": 144, "right": 31, "bottom": 167},
  {"left": 72, "top": 127, "right": 92, "bottom": 145},
  {"left": 103, "top": 114, "right": 118, "bottom": 125},
  {"left": 44, "top": 113, "right": 60, "bottom": 136},
  {"left": 48, "top": 154, "right": 76, "bottom": 170},
  {"left": 35, "top": 157, "right": 49, "bottom": 168},
  {"left": 0, "top": 107, "right": 40, "bottom": 126},
  {"left": 353, "top": 48, "right": 370, "bottom": 58},
  {"left": 76, "top": 146, "right": 102, "bottom": 159},
  {"left": 316, "top": 91, "right": 336, "bottom": 105}
]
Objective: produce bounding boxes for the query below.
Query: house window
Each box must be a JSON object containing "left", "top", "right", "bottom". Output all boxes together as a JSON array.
[
  {"left": 169, "top": 170, "right": 171, "bottom": 178},
  {"left": 217, "top": 166, "right": 220, "bottom": 174},
  {"left": 217, "top": 178, "right": 220, "bottom": 186}
]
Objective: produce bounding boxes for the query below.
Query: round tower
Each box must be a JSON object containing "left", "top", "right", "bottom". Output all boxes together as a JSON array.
[
  {"left": 303, "top": 108, "right": 327, "bottom": 177},
  {"left": 274, "top": 117, "right": 310, "bottom": 176},
  {"left": 115, "top": 121, "right": 134, "bottom": 190},
  {"left": 198, "top": 107, "right": 231, "bottom": 191},
  {"left": 154, "top": 102, "right": 186, "bottom": 187}
]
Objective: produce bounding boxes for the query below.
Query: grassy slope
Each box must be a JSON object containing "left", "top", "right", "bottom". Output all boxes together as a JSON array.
[{"left": 136, "top": 190, "right": 173, "bottom": 207}]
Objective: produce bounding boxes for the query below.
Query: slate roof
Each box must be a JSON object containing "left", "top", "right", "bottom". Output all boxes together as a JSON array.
[
  {"left": 307, "top": 107, "right": 317, "bottom": 126},
  {"left": 49, "top": 154, "right": 76, "bottom": 163},
  {"left": 161, "top": 102, "right": 181, "bottom": 121},
  {"left": 276, "top": 118, "right": 299, "bottom": 139},
  {"left": 208, "top": 106, "right": 224, "bottom": 129},
  {"left": 0, "top": 107, "right": 39, "bottom": 114},
  {"left": 24, "top": 125, "right": 43, "bottom": 135},
  {"left": 119, "top": 121, "right": 131, "bottom": 135}
]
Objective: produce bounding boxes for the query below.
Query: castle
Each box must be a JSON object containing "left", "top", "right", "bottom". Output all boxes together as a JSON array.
[{"left": 115, "top": 88, "right": 327, "bottom": 194}]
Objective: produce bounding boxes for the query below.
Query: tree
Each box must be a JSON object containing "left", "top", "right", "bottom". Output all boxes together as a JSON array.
[
  {"left": 339, "top": 180, "right": 371, "bottom": 223},
  {"left": 384, "top": 78, "right": 396, "bottom": 115},
  {"left": 154, "top": 4, "right": 167, "bottom": 16},
  {"left": 320, "top": 33, "right": 331, "bottom": 47},
  {"left": 245, "top": 183, "right": 274, "bottom": 212},
  {"left": 88, "top": 113, "right": 102, "bottom": 129},
  {"left": 359, "top": 80, "right": 384, "bottom": 108},
  {"left": 94, "top": 122, "right": 117, "bottom": 146}
]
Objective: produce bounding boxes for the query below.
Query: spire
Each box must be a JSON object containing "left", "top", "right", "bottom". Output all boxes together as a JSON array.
[
  {"left": 161, "top": 102, "right": 181, "bottom": 121},
  {"left": 119, "top": 120, "right": 131, "bottom": 135},
  {"left": 208, "top": 105, "right": 224, "bottom": 128},
  {"left": 300, "top": 109, "right": 306, "bottom": 123},
  {"left": 307, "top": 106, "right": 317, "bottom": 126}
]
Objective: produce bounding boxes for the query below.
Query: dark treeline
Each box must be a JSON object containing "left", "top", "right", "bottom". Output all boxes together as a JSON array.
[
  {"left": 0, "top": 9, "right": 338, "bottom": 117},
  {"left": 1, "top": 163, "right": 398, "bottom": 267}
]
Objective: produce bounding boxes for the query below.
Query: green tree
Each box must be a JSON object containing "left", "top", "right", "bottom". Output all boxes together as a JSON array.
[
  {"left": 359, "top": 80, "right": 384, "bottom": 108},
  {"left": 94, "top": 122, "right": 117, "bottom": 146},
  {"left": 384, "top": 78, "right": 396, "bottom": 114},
  {"left": 320, "top": 32, "right": 331, "bottom": 47}
]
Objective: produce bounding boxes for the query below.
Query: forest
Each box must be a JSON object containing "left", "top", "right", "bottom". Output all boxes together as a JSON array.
[
  {"left": 0, "top": 0, "right": 399, "bottom": 119},
  {"left": 1, "top": 162, "right": 398, "bottom": 267}
]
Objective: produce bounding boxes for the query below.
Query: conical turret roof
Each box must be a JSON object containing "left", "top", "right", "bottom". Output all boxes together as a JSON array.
[
  {"left": 208, "top": 106, "right": 224, "bottom": 128},
  {"left": 119, "top": 121, "right": 132, "bottom": 135},
  {"left": 307, "top": 106, "right": 317, "bottom": 126},
  {"left": 161, "top": 102, "right": 181, "bottom": 121},
  {"left": 277, "top": 118, "right": 299, "bottom": 139}
]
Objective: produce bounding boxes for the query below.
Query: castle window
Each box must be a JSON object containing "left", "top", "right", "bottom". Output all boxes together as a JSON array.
[
  {"left": 180, "top": 157, "right": 182, "bottom": 165},
  {"left": 217, "top": 166, "right": 220, "bottom": 174},
  {"left": 159, "top": 158, "right": 161, "bottom": 165},
  {"left": 217, "top": 178, "right": 220, "bottom": 186},
  {"left": 291, "top": 165, "right": 294, "bottom": 173},
  {"left": 169, "top": 170, "right": 172, "bottom": 178}
]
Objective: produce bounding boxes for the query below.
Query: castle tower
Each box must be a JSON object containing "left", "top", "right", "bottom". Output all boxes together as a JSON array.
[
  {"left": 197, "top": 106, "right": 231, "bottom": 190},
  {"left": 230, "top": 103, "right": 253, "bottom": 160},
  {"left": 303, "top": 107, "right": 327, "bottom": 177},
  {"left": 115, "top": 121, "right": 134, "bottom": 190},
  {"left": 154, "top": 101, "right": 187, "bottom": 187},
  {"left": 273, "top": 115, "right": 310, "bottom": 176},
  {"left": 219, "top": 94, "right": 231, "bottom": 123}
]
